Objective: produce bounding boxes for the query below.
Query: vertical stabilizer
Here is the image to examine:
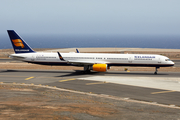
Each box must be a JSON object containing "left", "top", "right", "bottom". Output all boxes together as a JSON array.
[
  {"left": 7, "top": 30, "right": 35, "bottom": 54},
  {"left": 76, "top": 49, "right": 80, "bottom": 53}
]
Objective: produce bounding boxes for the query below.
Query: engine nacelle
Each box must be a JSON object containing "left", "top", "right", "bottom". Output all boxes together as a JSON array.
[{"left": 91, "top": 64, "right": 108, "bottom": 72}]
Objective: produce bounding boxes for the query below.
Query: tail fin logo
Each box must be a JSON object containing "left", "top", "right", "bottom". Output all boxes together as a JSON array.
[{"left": 12, "top": 39, "right": 25, "bottom": 48}]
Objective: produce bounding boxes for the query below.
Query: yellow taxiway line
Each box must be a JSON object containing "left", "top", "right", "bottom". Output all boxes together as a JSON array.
[
  {"left": 59, "top": 78, "right": 76, "bottom": 82},
  {"left": 86, "top": 81, "right": 108, "bottom": 85},
  {"left": 25, "top": 77, "right": 34, "bottom": 80},
  {"left": 151, "top": 90, "right": 176, "bottom": 94}
]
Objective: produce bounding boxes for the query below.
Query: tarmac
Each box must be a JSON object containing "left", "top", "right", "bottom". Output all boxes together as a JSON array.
[{"left": 0, "top": 69, "right": 180, "bottom": 107}]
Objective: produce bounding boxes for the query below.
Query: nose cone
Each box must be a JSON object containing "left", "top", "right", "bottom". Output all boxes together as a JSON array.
[{"left": 170, "top": 61, "right": 175, "bottom": 66}]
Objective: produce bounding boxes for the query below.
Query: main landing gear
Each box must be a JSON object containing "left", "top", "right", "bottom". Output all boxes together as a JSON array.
[
  {"left": 154, "top": 67, "right": 159, "bottom": 74},
  {"left": 83, "top": 65, "right": 91, "bottom": 73}
]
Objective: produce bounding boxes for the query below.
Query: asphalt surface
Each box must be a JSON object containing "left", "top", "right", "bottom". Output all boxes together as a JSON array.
[{"left": 0, "top": 69, "right": 180, "bottom": 107}]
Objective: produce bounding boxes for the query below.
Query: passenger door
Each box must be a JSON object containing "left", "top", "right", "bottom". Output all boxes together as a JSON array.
[
  {"left": 158, "top": 58, "right": 161, "bottom": 63},
  {"left": 128, "top": 56, "right": 132, "bottom": 63},
  {"left": 31, "top": 55, "right": 35, "bottom": 61}
]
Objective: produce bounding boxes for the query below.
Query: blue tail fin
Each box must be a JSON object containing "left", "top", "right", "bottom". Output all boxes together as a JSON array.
[
  {"left": 7, "top": 30, "right": 35, "bottom": 54},
  {"left": 76, "top": 48, "right": 80, "bottom": 53}
]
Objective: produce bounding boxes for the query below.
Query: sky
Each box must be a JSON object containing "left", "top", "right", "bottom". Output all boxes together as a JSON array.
[{"left": 0, "top": 0, "right": 180, "bottom": 36}]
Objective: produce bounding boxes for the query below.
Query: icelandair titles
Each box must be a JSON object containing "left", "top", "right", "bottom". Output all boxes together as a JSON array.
[
  {"left": 15, "top": 49, "right": 29, "bottom": 51},
  {"left": 134, "top": 56, "right": 155, "bottom": 60},
  {"left": 134, "top": 56, "right": 155, "bottom": 58}
]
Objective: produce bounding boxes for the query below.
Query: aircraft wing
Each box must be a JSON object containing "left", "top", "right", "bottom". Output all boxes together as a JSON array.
[
  {"left": 67, "top": 60, "right": 95, "bottom": 65},
  {"left": 57, "top": 52, "right": 108, "bottom": 65},
  {"left": 67, "top": 60, "right": 109, "bottom": 66}
]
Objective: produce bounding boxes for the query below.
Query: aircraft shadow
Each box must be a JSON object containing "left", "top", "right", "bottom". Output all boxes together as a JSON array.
[
  {"left": 0, "top": 69, "right": 169, "bottom": 77},
  {"left": 56, "top": 71, "right": 169, "bottom": 77}
]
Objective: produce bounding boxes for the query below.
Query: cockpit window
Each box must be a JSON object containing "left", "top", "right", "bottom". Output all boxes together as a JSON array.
[{"left": 165, "top": 59, "right": 171, "bottom": 61}]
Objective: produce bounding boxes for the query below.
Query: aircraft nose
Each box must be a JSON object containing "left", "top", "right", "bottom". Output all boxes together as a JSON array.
[{"left": 171, "top": 61, "right": 175, "bottom": 66}]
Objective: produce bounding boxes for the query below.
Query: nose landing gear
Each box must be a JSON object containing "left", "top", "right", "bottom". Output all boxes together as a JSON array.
[{"left": 154, "top": 67, "right": 159, "bottom": 74}]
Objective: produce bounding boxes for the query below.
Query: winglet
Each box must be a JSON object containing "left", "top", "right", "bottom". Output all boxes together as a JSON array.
[
  {"left": 57, "top": 52, "right": 65, "bottom": 61},
  {"left": 76, "top": 49, "right": 80, "bottom": 53},
  {"left": 7, "top": 30, "right": 35, "bottom": 54}
]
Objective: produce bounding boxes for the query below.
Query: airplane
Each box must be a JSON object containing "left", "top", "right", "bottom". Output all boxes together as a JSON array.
[{"left": 7, "top": 30, "right": 174, "bottom": 74}]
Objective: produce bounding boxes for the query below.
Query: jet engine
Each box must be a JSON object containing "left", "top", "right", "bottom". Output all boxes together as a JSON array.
[{"left": 91, "top": 64, "right": 108, "bottom": 72}]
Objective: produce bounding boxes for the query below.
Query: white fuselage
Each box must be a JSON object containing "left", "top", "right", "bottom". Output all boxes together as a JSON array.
[{"left": 10, "top": 52, "right": 174, "bottom": 67}]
